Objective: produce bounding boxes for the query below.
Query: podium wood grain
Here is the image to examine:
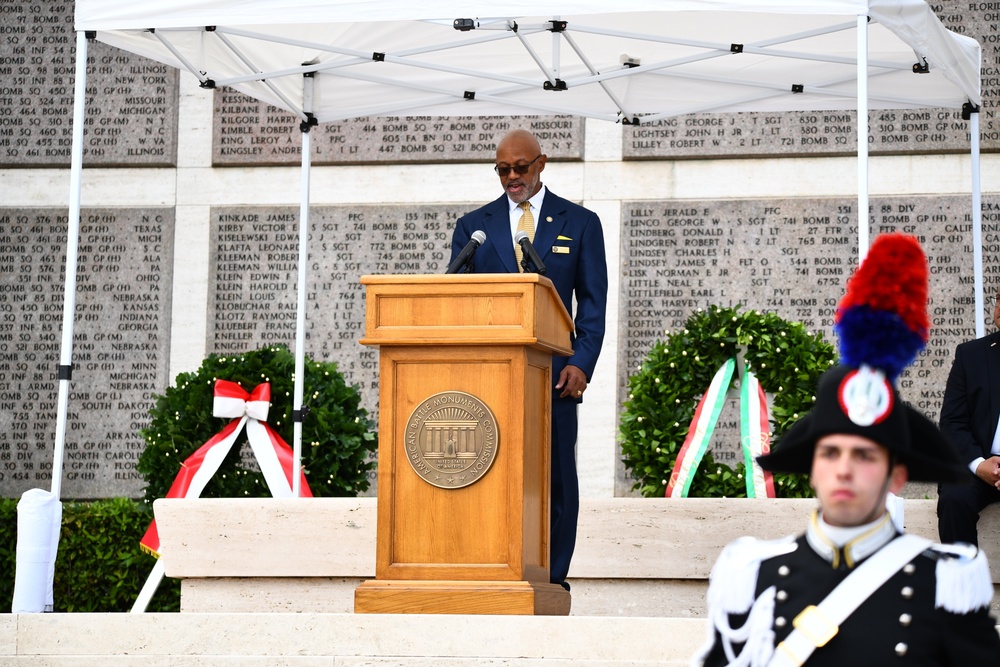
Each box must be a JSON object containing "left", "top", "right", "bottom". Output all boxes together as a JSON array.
[{"left": 355, "top": 274, "right": 572, "bottom": 614}]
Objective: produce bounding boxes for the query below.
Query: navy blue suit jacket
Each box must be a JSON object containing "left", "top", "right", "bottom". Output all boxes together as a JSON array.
[
  {"left": 451, "top": 188, "right": 607, "bottom": 584},
  {"left": 940, "top": 330, "right": 1000, "bottom": 465},
  {"left": 450, "top": 189, "right": 608, "bottom": 381}
]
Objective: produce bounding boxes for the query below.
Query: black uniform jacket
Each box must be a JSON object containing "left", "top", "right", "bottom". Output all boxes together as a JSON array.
[{"left": 698, "top": 517, "right": 999, "bottom": 666}]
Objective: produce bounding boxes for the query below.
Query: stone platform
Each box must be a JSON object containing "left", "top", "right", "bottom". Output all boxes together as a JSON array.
[
  {"left": 3, "top": 497, "right": 999, "bottom": 665},
  {"left": 152, "top": 497, "right": 1000, "bottom": 617}
]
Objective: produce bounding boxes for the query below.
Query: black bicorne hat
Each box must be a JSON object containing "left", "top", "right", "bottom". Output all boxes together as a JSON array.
[{"left": 757, "top": 364, "right": 967, "bottom": 483}]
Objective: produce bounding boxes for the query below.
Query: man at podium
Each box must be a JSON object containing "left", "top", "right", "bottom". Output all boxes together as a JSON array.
[{"left": 449, "top": 129, "right": 608, "bottom": 590}]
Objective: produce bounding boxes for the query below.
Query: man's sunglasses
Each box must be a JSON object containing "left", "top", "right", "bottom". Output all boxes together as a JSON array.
[{"left": 494, "top": 154, "right": 541, "bottom": 177}]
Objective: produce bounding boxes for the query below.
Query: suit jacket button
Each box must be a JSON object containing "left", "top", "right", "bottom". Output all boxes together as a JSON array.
[
  {"left": 899, "top": 613, "right": 912, "bottom": 627},
  {"left": 895, "top": 642, "right": 908, "bottom": 657},
  {"left": 900, "top": 586, "right": 914, "bottom": 599}
]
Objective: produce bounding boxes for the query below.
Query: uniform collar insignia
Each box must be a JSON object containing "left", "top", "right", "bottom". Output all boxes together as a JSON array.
[{"left": 806, "top": 510, "right": 897, "bottom": 570}]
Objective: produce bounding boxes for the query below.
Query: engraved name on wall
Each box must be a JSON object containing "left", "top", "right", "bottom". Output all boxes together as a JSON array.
[
  {"left": 207, "top": 204, "right": 464, "bottom": 490},
  {"left": 623, "top": 2, "right": 996, "bottom": 159},
  {"left": 212, "top": 95, "right": 583, "bottom": 165}
]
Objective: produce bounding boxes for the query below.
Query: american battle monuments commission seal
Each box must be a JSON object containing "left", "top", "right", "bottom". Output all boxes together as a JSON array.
[{"left": 404, "top": 391, "right": 500, "bottom": 489}]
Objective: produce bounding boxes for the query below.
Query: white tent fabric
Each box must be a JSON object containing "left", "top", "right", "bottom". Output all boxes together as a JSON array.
[
  {"left": 75, "top": 0, "right": 980, "bottom": 125},
  {"left": 25, "top": 0, "right": 977, "bottom": 612}
]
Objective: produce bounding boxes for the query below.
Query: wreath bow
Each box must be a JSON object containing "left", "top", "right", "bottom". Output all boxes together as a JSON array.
[
  {"left": 140, "top": 379, "right": 312, "bottom": 556},
  {"left": 214, "top": 379, "right": 271, "bottom": 421}
]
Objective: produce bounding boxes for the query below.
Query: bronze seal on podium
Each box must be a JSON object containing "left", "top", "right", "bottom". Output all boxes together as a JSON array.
[{"left": 404, "top": 391, "right": 499, "bottom": 489}]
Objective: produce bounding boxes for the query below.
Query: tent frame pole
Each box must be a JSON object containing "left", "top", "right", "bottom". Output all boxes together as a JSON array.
[
  {"left": 292, "top": 72, "right": 316, "bottom": 497},
  {"left": 857, "top": 14, "right": 869, "bottom": 260},
  {"left": 14, "top": 28, "right": 91, "bottom": 615},
  {"left": 50, "top": 30, "right": 91, "bottom": 500},
  {"left": 971, "top": 109, "right": 984, "bottom": 339}
]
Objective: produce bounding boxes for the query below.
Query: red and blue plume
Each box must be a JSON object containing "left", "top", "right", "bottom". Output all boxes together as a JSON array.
[{"left": 834, "top": 233, "right": 929, "bottom": 382}]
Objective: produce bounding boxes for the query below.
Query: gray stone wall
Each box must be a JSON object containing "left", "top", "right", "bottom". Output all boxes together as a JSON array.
[
  {"left": 0, "top": 207, "right": 173, "bottom": 497},
  {"left": 0, "top": 0, "right": 996, "bottom": 499},
  {"left": 0, "top": 0, "right": 179, "bottom": 166}
]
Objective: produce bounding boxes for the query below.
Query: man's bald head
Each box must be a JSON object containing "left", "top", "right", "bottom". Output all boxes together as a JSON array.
[
  {"left": 494, "top": 129, "right": 547, "bottom": 203},
  {"left": 497, "top": 129, "right": 542, "bottom": 157}
]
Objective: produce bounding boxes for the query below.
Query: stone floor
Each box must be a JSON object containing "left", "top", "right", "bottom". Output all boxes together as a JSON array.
[{"left": 1, "top": 613, "right": 706, "bottom": 666}]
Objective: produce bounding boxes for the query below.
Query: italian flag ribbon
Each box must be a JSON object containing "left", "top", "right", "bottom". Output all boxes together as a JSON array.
[
  {"left": 666, "top": 359, "right": 735, "bottom": 498},
  {"left": 140, "top": 379, "right": 312, "bottom": 557},
  {"left": 740, "top": 368, "right": 775, "bottom": 498},
  {"left": 666, "top": 359, "right": 774, "bottom": 498}
]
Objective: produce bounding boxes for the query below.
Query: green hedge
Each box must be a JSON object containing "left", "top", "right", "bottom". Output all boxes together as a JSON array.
[{"left": 0, "top": 498, "right": 178, "bottom": 612}]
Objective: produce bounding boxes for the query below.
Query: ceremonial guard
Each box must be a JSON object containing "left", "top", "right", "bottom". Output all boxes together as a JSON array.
[{"left": 692, "top": 234, "right": 1000, "bottom": 667}]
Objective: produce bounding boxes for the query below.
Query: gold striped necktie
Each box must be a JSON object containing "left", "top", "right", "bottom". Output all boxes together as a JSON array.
[{"left": 515, "top": 201, "right": 535, "bottom": 271}]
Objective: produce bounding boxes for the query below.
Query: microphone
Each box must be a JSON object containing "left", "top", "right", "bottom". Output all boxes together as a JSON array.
[
  {"left": 445, "top": 229, "right": 486, "bottom": 274},
  {"left": 514, "top": 230, "right": 547, "bottom": 275}
]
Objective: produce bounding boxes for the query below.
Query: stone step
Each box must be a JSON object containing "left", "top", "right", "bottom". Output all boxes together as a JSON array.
[{"left": 1, "top": 613, "right": 705, "bottom": 666}]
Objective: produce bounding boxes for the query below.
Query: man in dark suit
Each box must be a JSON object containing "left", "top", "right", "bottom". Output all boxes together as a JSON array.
[
  {"left": 449, "top": 129, "right": 608, "bottom": 590},
  {"left": 938, "top": 284, "right": 1000, "bottom": 545},
  {"left": 695, "top": 364, "right": 1000, "bottom": 667}
]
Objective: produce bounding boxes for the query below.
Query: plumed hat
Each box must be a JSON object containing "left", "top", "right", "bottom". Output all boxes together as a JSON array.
[{"left": 757, "top": 234, "right": 968, "bottom": 483}]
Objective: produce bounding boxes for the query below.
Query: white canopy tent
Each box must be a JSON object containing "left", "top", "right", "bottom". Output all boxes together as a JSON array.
[
  {"left": 74, "top": 1, "right": 982, "bottom": 121},
  {"left": 12, "top": 0, "right": 983, "bottom": 613}
]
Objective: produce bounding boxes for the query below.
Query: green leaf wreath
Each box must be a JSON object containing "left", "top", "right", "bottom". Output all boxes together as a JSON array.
[
  {"left": 137, "top": 345, "right": 377, "bottom": 503},
  {"left": 620, "top": 305, "right": 836, "bottom": 498}
]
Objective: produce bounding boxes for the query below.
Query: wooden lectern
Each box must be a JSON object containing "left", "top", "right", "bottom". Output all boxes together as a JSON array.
[{"left": 353, "top": 274, "right": 574, "bottom": 615}]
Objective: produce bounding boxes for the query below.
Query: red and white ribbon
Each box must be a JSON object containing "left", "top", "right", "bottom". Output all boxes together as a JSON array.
[{"left": 140, "top": 379, "right": 312, "bottom": 556}]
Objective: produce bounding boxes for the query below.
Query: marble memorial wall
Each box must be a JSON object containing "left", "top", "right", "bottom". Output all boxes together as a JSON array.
[
  {"left": 0, "top": 208, "right": 174, "bottom": 498},
  {"left": 617, "top": 194, "right": 1000, "bottom": 481},
  {"left": 0, "top": 0, "right": 179, "bottom": 167},
  {"left": 208, "top": 204, "right": 465, "bottom": 488},
  {"left": 212, "top": 96, "right": 584, "bottom": 165},
  {"left": 208, "top": 204, "right": 464, "bottom": 376}
]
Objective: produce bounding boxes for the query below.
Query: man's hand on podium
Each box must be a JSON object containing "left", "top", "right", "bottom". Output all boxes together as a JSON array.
[{"left": 556, "top": 364, "right": 587, "bottom": 399}]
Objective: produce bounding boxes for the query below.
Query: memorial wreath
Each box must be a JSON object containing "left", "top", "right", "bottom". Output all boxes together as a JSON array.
[
  {"left": 137, "top": 345, "right": 377, "bottom": 505},
  {"left": 620, "top": 305, "right": 836, "bottom": 498}
]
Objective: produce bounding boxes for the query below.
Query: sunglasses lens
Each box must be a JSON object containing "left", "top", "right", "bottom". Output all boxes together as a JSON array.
[{"left": 495, "top": 156, "right": 539, "bottom": 176}]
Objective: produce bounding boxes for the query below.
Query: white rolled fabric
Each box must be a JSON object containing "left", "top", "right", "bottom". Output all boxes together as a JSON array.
[{"left": 11, "top": 489, "right": 63, "bottom": 613}]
